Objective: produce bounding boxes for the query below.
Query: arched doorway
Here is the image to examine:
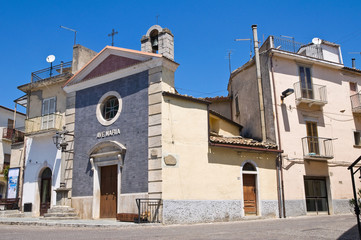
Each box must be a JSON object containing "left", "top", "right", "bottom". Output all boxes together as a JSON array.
[
  {"left": 242, "top": 162, "right": 257, "bottom": 215},
  {"left": 39, "top": 168, "right": 52, "bottom": 216},
  {"left": 88, "top": 141, "right": 126, "bottom": 219}
]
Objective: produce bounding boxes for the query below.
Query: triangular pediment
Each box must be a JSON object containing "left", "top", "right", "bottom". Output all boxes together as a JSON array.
[
  {"left": 64, "top": 46, "right": 162, "bottom": 88},
  {"left": 82, "top": 55, "right": 142, "bottom": 81}
]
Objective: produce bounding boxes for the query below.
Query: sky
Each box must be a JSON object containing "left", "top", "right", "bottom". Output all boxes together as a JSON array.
[{"left": 1, "top": 0, "right": 361, "bottom": 113}]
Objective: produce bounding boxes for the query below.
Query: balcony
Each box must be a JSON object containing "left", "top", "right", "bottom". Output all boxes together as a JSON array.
[
  {"left": 2, "top": 128, "right": 24, "bottom": 143},
  {"left": 294, "top": 82, "right": 327, "bottom": 107},
  {"left": 350, "top": 93, "right": 361, "bottom": 114},
  {"left": 25, "top": 114, "right": 63, "bottom": 135},
  {"left": 302, "top": 137, "right": 333, "bottom": 159},
  {"left": 31, "top": 61, "right": 72, "bottom": 83}
]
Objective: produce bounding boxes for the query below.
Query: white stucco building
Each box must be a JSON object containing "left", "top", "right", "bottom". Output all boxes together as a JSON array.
[{"left": 229, "top": 31, "right": 361, "bottom": 217}]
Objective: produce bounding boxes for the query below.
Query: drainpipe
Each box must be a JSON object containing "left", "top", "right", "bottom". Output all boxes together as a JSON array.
[
  {"left": 270, "top": 52, "right": 286, "bottom": 218},
  {"left": 252, "top": 25, "right": 267, "bottom": 142}
]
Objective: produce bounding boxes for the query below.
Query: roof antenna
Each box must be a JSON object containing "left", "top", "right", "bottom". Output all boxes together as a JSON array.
[
  {"left": 156, "top": 14, "right": 160, "bottom": 25},
  {"left": 235, "top": 38, "right": 252, "bottom": 60},
  {"left": 227, "top": 50, "right": 232, "bottom": 75},
  {"left": 60, "top": 26, "right": 77, "bottom": 46}
]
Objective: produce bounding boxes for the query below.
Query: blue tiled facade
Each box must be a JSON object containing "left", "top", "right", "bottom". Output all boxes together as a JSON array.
[{"left": 72, "top": 71, "right": 149, "bottom": 196}]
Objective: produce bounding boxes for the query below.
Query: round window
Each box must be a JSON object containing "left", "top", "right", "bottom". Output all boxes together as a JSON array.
[
  {"left": 102, "top": 96, "right": 119, "bottom": 120},
  {"left": 96, "top": 91, "right": 122, "bottom": 126}
]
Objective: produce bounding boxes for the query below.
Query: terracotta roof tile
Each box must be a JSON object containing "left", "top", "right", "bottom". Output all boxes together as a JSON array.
[{"left": 210, "top": 135, "right": 278, "bottom": 149}]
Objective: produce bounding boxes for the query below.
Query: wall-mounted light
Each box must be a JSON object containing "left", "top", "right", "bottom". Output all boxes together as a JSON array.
[
  {"left": 281, "top": 88, "right": 294, "bottom": 102},
  {"left": 52, "top": 126, "right": 73, "bottom": 152}
]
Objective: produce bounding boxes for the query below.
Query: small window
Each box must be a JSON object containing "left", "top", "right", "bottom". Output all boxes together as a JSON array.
[
  {"left": 102, "top": 96, "right": 119, "bottom": 120},
  {"left": 7, "top": 119, "right": 14, "bottom": 129},
  {"left": 96, "top": 91, "right": 122, "bottom": 126},
  {"left": 243, "top": 162, "right": 256, "bottom": 171},
  {"left": 4, "top": 154, "right": 10, "bottom": 169},
  {"left": 235, "top": 96, "right": 240, "bottom": 115},
  {"left": 354, "top": 131, "right": 361, "bottom": 146},
  {"left": 350, "top": 82, "right": 358, "bottom": 94}
]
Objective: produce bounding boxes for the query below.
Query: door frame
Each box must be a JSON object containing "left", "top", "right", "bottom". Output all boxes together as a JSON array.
[
  {"left": 39, "top": 167, "right": 52, "bottom": 216},
  {"left": 240, "top": 160, "right": 260, "bottom": 216},
  {"left": 99, "top": 165, "right": 118, "bottom": 218},
  {"left": 303, "top": 176, "right": 330, "bottom": 215},
  {"left": 88, "top": 141, "right": 126, "bottom": 219}
]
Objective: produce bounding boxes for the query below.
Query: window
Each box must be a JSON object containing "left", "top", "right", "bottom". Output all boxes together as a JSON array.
[
  {"left": 96, "top": 91, "right": 122, "bottom": 126},
  {"left": 7, "top": 119, "right": 14, "bottom": 129},
  {"left": 41, "top": 97, "right": 56, "bottom": 129},
  {"left": 350, "top": 82, "right": 358, "bottom": 94},
  {"left": 299, "top": 66, "right": 313, "bottom": 99},
  {"left": 354, "top": 131, "right": 361, "bottom": 146},
  {"left": 243, "top": 162, "right": 256, "bottom": 171},
  {"left": 235, "top": 96, "right": 240, "bottom": 116},
  {"left": 306, "top": 121, "right": 319, "bottom": 155},
  {"left": 4, "top": 154, "right": 10, "bottom": 169},
  {"left": 102, "top": 96, "right": 119, "bottom": 120}
]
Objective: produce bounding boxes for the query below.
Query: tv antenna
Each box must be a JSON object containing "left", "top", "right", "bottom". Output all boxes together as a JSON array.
[
  {"left": 235, "top": 38, "right": 252, "bottom": 60},
  {"left": 226, "top": 50, "right": 233, "bottom": 75},
  {"left": 60, "top": 26, "right": 77, "bottom": 46},
  {"left": 46, "top": 55, "right": 55, "bottom": 77},
  {"left": 350, "top": 52, "right": 361, "bottom": 55}
]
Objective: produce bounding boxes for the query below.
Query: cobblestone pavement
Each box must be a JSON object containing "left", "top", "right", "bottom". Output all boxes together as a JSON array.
[{"left": 0, "top": 214, "right": 358, "bottom": 240}]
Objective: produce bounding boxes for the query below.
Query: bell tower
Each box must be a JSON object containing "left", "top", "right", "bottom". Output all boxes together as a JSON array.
[{"left": 141, "top": 25, "right": 174, "bottom": 61}]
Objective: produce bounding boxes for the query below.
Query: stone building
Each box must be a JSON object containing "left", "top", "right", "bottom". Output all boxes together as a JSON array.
[{"left": 61, "top": 25, "right": 281, "bottom": 223}]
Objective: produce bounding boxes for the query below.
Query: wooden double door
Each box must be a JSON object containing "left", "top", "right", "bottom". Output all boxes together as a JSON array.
[
  {"left": 243, "top": 174, "right": 257, "bottom": 215},
  {"left": 100, "top": 165, "right": 117, "bottom": 218}
]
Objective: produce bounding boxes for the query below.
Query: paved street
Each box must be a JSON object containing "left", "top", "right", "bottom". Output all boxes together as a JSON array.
[{"left": 0, "top": 214, "right": 358, "bottom": 240}]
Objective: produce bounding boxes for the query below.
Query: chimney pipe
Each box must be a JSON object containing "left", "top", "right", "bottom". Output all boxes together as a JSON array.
[
  {"left": 352, "top": 58, "right": 356, "bottom": 69},
  {"left": 252, "top": 25, "right": 267, "bottom": 142}
]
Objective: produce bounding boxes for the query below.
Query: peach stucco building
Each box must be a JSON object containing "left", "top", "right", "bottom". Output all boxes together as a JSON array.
[{"left": 229, "top": 34, "right": 361, "bottom": 217}]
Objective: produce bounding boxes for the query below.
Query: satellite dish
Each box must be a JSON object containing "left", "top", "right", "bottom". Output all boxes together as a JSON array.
[
  {"left": 312, "top": 38, "right": 322, "bottom": 45},
  {"left": 46, "top": 55, "right": 55, "bottom": 63}
]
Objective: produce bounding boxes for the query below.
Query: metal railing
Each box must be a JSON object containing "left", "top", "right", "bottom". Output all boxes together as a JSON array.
[
  {"left": 262, "top": 36, "right": 324, "bottom": 60},
  {"left": 31, "top": 61, "right": 72, "bottom": 83},
  {"left": 351, "top": 93, "right": 361, "bottom": 113},
  {"left": 294, "top": 82, "right": 327, "bottom": 105},
  {"left": 25, "top": 114, "right": 63, "bottom": 134},
  {"left": 2, "top": 128, "right": 24, "bottom": 143},
  {"left": 302, "top": 137, "right": 333, "bottom": 159},
  {"left": 135, "top": 198, "right": 162, "bottom": 223}
]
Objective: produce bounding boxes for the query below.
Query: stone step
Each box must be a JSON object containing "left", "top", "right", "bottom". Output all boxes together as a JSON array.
[
  {"left": 47, "top": 206, "right": 77, "bottom": 213},
  {"left": 40, "top": 216, "right": 80, "bottom": 220},
  {"left": 0, "top": 210, "right": 25, "bottom": 218},
  {"left": 43, "top": 212, "right": 78, "bottom": 218}
]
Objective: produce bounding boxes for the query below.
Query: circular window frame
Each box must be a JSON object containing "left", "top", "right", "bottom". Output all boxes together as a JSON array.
[{"left": 96, "top": 91, "right": 122, "bottom": 126}]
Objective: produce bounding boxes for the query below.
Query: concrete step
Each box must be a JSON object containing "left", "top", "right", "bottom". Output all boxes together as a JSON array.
[{"left": 0, "top": 210, "right": 25, "bottom": 218}]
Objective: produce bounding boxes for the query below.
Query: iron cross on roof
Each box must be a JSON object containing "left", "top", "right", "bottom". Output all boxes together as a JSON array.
[{"left": 108, "top": 29, "right": 118, "bottom": 46}]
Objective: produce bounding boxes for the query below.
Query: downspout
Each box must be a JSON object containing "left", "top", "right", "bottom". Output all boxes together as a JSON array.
[
  {"left": 252, "top": 25, "right": 267, "bottom": 142},
  {"left": 270, "top": 52, "right": 286, "bottom": 218}
]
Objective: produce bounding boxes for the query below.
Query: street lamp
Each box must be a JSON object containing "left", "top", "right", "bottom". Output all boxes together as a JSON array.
[
  {"left": 281, "top": 88, "right": 294, "bottom": 102},
  {"left": 52, "top": 126, "right": 69, "bottom": 152}
]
